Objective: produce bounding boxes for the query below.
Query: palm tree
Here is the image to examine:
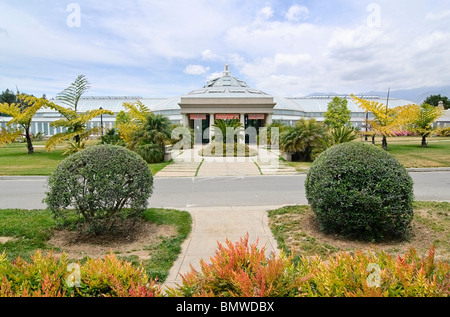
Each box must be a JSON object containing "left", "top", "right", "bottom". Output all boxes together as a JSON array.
[
  {"left": 115, "top": 100, "right": 151, "bottom": 146},
  {"left": 46, "top": 75, "right": 113, "bottom": 154},
  {"left": 280, "top": 119, "right": 328, "bottom": 162},
  {"left": 410, "top": 103, "right": 445, "bottom": 148},
  {"left": 129, "top": 114, "right": 172, "bottom": 163},
  {"left": 319, "top": 126, "right": 358, "bottom": 151},
  {"left": 261, "top": 122, "right": 288, "bottom": 147},
  {"left": 212, "top": 119, "right": 243, "bottom": 143},
  {"left": 0, "top": 94, "right": 47, "bottom": 154}
]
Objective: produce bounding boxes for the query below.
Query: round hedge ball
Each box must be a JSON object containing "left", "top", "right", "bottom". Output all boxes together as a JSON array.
[
  {"left": 305, "top": 142, "right": 414, "bottom": 241},
  {"left": 45, "top": 145, "right": 153, "bottom": 233}
]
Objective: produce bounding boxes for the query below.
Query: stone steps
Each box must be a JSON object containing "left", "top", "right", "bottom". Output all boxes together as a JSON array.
[{"left": 155, "top": 162, "right": 200, "bottom": 177}]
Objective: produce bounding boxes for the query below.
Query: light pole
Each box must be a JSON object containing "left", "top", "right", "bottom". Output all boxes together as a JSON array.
[{"left": 99, "top": 107, "right": 104, "bottom": 144}]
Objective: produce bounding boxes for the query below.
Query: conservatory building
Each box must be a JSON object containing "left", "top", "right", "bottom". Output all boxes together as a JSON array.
[{"left": 2, "top": 65, "right": 447, "bottom": 140}]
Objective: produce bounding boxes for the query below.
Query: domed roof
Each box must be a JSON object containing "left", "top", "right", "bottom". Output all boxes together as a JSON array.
[{"left": 185, "top": 65, "right": 271, "bottom": 98}]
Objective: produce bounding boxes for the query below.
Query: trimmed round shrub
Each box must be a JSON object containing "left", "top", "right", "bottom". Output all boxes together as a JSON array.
[
  {"left": 45, "top": 145, "right": 153, "bottom": 234},
  {"left": 305, "top": 142, "right": 414, "bottom": 241}
]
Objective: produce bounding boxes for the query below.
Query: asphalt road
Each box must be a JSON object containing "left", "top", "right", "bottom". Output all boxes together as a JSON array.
[{"left": 0, "top": 172, "right": 448, "bottom": 210}]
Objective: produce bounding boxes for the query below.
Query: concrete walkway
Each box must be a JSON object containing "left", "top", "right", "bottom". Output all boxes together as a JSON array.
[
  {"left": 157, "top": 145, "right": 298, "bottom": 178},
  {"left": 163, "top": 205, "right": 282, "bottom": 289}
]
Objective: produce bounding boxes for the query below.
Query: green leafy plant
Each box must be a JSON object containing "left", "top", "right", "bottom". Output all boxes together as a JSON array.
[
  {"left": 101, "top": 128, "right": 126, "bottom": 146},
  {"left": 166, "top": 234, "right": 303, "bottom": 297},
  {"left": 305, "top": 142, "right": 414, "bottom": 241},
  {"left": 167, "top": 235, "right": 449, "bottom": 297},
  {"left": 44, "top": 145, "right": 154, "bottom": 234},
  {"left": 318, "top": 125, "right": 358, "bottom": 151},
  {"left": 129, "top": 114, "right": 172, "bottom": 163},
  {"left": 211, "top": 119, "right": 244, "bottom": 144},
  {"left": 0, "top": 251, "right": 162, "bottom": 297},
  {"left": 75, "top": 253, "right": 160, "bottom": 297},
  {"left": 280, "top": 119, "right": 328, "bottom": 162},
  {"left": 296, "top": 246, "right": 449, "bottom": 297}
]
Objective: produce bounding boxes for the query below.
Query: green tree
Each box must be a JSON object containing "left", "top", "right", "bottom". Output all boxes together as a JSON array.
[
  {"left": 323, "top": 97, "right": 352, "bottom": 129},
  {"left": 0, "top": 89, "right": 17, "bottom": 105},
  {"left": 410, "top": 103, "right": 445, "bottom": 147},
  {"left": 129, "top": 114, "right": 172, "bottom": 163},
  {"left": 0, "top": 94, "right": 47, "bottom": 154},
  {"left": 423, "top": 94, "right": 450, "bottom": 110},
  {"left": 280, "top": 118, "right": 328, "bottom": 162},
  {"left": 46, "top": 75, "right": 113, "bottom": 154},
  {"left": 261, "top": 122, "right": 288, "bottom": 147}
]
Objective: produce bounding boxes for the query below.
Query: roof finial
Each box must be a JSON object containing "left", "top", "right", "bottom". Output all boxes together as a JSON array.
[{"left": 224, "top": 64, "right": 230, "bottom": 76}]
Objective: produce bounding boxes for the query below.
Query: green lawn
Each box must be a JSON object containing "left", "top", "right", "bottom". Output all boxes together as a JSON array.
[
  {"left": 286, "top": 136, "right": 450, "bottom": 171},
  {"left": 268, "top": 202, "right": 450, "bottom": 263},
  {"left": 381, "top": 137, "right": 450, "bottom": 168},
  {"left": 1, "top": 137, "right": 449, "bottom": 175},
  {"left": 0, "top": 142, "right": 171, "bottom": 176},
  {"left": 0, "top": 208, "right": 192, "bottom": 283}
]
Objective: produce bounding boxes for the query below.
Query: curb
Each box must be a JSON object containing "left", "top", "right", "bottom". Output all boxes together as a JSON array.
[
  {"left": 0, "top": 176, "right": 49, "bottom": 180},
  {"left": 407, "top": 168, "right": 450, "bottom": 172}
]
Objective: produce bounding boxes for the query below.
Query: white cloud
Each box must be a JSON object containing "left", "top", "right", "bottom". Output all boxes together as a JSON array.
[
  {"left": 257, "top": 6, "right": 274, "bottom": 20},
  {"left": 207, "top": 72, "right": 223, "bottom": 81},
  {"left": 1, "top": 0, "right": 450, "bottom": 98},
  {"left": 274, "top": 53, "right": 312, "bottom": 66},
  {"left": 425, "top": 10, "right": 450, "bottom": 21},
  {"left": 285, "top": 5, "right": 309, "bottom": 22},
  {"left": 184, "top": 65, "right": 210, "bottom": 75},
  {"left": 201, "top": 49, "right": 222, "bottom": 62}
]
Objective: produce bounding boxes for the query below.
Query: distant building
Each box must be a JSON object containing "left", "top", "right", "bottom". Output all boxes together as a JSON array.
[{"left": 1, "top": 65, "right": 448, "bottom": 140}]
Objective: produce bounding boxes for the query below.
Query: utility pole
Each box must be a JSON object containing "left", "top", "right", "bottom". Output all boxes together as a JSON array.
[{"left": 382, "top": 88, "right": 390, "bottom": 150}]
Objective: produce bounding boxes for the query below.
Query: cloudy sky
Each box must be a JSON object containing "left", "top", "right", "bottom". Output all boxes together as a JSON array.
[{"left": 1, "top": 0, "right": 449, "bottom": 98}]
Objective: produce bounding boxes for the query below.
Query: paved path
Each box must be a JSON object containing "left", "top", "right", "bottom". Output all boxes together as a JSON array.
[
  {"left": 157, "top": 145, "right": 298, "bottom": 177},
  {"left": 164, "top": 205, "right": 282, "bottom": 288}
]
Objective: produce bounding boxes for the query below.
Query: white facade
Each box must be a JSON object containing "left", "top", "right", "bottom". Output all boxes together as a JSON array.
[{"left": 2, "top": 65, "right": 448, "bottom": 136}]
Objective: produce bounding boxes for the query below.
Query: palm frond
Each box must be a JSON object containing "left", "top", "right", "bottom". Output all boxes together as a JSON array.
[
  {"left": 122, "top": 101, "right": 151, "bottom": 124},
  {"left": 62, "top": 140, "right": 86, "bottom": 155},
  {"left": 55, "top": 75, "right": 90, "bottom": 111},
  {"left": 0, "top": 127, "right": 23, "bottom": 145},
  {"left": 0, "top": 103, "right": 21, "bottom": 118},
  {"left": 45, "top": 132, "right": 80, "bottom": 152},
  {"left": 70, "top": 109, "right": 114, "bottom": 126}
]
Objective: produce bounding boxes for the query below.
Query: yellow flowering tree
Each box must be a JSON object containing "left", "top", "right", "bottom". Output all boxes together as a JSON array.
[
  {"left": 0, "top": 94, "right": 48, "bottom": 154},
  {"left": 115, "top": 100, "right": 151, "bottom": 146},
  {"left": 351, "top": 95, "right": 419, "bottom": 150}
]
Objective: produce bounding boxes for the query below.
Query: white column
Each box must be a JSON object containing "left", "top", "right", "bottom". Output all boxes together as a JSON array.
[
  {"left": 239, "top": 113, "right": 245, "bottom": 144},
  {"left": 266, "top": 114, "right": 273, "bottom": 126},
  {"left": 209, "top": 113, "right": 215, "bottom": 142},
  {"left": 182, "top": 114, "right": 189, "bottom": 127}
]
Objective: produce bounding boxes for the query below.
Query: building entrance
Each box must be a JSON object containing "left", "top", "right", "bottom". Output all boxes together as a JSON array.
[
  {"left": 245, "top": 114, "right": 265, "bottom": 144},
  {"left": 190, "top": 114, "right": 210, "bottom": 144}
]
